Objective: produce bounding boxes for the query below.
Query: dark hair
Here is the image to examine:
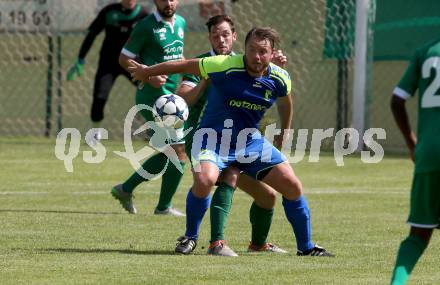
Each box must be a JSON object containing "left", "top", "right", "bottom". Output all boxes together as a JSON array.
[
  {"left": 244, "top": 27, "right": 280, "bottom": 48},
  {"left": 206, "top": 14, "right": 235, "bottom": 33}
]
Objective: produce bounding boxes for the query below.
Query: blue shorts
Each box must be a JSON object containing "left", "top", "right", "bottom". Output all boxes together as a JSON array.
[{"left": 191, "top": 132, "right": 286, "bottom": 179}]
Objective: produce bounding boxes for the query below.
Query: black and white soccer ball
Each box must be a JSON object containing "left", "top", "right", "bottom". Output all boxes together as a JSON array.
[{"left": 153, "top": 94, "right": 189, "bottom": 129}]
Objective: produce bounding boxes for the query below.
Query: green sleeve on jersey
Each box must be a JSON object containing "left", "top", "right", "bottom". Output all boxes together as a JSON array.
[
  {"left": 269, "top": 63, "right": 292, "bottom": 96},
  {"left": 397, "top": 49, "right": 421, "bottom": 96},
  {"left": 199, "top": 55, "right": 244, "bottom": 79},
  {"left": 182, "top": 73, "right": 201, "bottom": 85},
  {"left": 123, "top": 19, "right": 149, "bottom": 56}
]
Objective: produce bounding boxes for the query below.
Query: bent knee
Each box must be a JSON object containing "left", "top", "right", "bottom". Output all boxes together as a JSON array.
[
  {"left": 219, "top": 168, "right": 240, "bottom": 188},
  {"left": 282, "top": 177, "right": 303, "bottom": 200},
  {"left": 192, "top": 176, "right": 216, "bottom": 198},
  {"left": 256, "top": 190, "right": 276, "bottom": 209}
]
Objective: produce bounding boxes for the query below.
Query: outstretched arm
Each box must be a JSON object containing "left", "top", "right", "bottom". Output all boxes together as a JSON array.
[
  {"left": 66, "top": 9, "right": 105, "bottom": 81},
  {"left": 119, "top": 53, "right": 168, "bottom": 88},
  {"left": 128, "top": 59, "right": 201, "bottom": 83},
  {"left": 274, "top": 94, "right": 293, "bottom": 149},
  {"left": 78, "top": 8, "right": 106, "bottom": 60}
]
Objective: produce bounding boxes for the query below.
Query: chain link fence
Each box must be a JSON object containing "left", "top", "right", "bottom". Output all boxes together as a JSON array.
[{"left": 0, "top": 0, "right": 414, "bottom": 152}]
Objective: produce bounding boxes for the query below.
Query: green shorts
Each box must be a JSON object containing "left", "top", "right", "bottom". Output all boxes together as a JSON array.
[{"left": 408, "top": 171, "right": 440, "bottom": 228}]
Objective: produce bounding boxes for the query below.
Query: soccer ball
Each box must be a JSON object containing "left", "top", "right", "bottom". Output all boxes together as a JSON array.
[{"left": 153, "top": 94, "right": 189, "bottom": 129}]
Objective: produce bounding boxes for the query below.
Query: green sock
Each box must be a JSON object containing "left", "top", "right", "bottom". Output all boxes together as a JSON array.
[
  {"left": 390, "top": 235, "right": 428, "bottom": 285},
  {"left": 156, "top": 160, "right": 186, "bottom": 210},
  {"left": 210, "top": 182, "right": 235, "bottom": 243},
  {"left": 250, "top": 202, "right": 274, "bottom": 246},
  {"left": 122, "top": 153, "right": 168, "bottom": 193}
]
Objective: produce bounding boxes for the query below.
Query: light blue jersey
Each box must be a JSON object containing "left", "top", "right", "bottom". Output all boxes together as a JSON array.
[
  {"left": 192, "top": 54, "right": 292, "bottom": 178},
  {"left": 198, "top": 54, "right": 291, "bottom": 140}
]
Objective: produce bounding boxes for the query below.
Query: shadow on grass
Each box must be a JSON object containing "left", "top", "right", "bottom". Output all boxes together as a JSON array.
[
  {"left": 0, "top": 209, "right": 123, "bottom": 215},
  {"left": 40, "top": 247, "right": 177, "bottom": 256}
]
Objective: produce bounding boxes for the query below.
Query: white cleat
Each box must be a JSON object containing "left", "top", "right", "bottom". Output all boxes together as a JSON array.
[{"left": 154, "top": 207, "right": 185, "bottom": 217}]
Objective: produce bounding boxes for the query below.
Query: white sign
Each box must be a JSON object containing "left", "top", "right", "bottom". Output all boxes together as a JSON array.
[
  {"left": 0, "top": 0, "right": 231, "bottom": 33},
  {"left": 0, "top": 0, "right": 97, "bottom": 33}
]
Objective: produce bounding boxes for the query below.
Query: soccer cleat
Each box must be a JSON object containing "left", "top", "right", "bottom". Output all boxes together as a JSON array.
[
  {"left": 297, "top": 244, "right": 334, "bottom": 257},
  {"left": 247, "top": 242, "right": 288, "bottom": 253},
  {"left": 111, "top": 184, "right": 137, "bottom": 214},
  {"left": 175, "top": 236, "right": 197, "bottom": 255},
  {"left": 207, "top": 240, "right": 238, "bottom": 257},
  {"left": 154, "top": 207, "right": 185, "bottom": 217}
]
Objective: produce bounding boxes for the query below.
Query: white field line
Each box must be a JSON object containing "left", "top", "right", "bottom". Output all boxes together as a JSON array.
[{"left": 0, "top": 187, "right": 407, "bottom": 196}]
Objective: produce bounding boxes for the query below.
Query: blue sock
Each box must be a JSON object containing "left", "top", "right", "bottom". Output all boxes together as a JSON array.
[
  {"left": 282, "top": 195, "right": 314, "bottom": 252},
  {"left": 184, "top": 189, "right": 211, "bottom": 239}
]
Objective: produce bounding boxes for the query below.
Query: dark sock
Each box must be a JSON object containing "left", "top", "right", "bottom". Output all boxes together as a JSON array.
[
  {"left": 250, "top": 202, "right": 274, "bottom": 246},
  {"left": 390, "top": 235, "right": 428, "bottom": 285},
  {"left": 210, "top": 182, "right": 235, "bottom": 243},
  {"left": 122, "top": 153, "right": 168, "bottom": 193},
  {"left": 156, "top": 161, "right": 186, "bottom": 210}
]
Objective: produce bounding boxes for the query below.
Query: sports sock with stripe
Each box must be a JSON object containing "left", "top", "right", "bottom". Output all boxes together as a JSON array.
[
  {"left": 210, "top": 182, "right": 235, "bottom": 242},
  {"left": 390, "top": 234, "right": 428, "bottom": 285}
]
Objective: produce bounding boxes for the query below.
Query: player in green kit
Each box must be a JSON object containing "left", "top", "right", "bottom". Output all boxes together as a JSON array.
[
  {"left": 390, "top": 40, "right": 440, "bottom": 285},
  {"left": 112, "top": 0, "right": 186, "bottom": 216},
  {"left": 176, "top": 15, "right": 287, "bottom": 255},
  {"left": 66, "top": 0, "right": 149, "bottom": 144}
]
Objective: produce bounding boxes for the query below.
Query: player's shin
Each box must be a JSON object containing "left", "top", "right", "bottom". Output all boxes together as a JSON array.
[
  {"left": 185, "top": 189, "right": 211, "bottom": 239},
  {"left": 250, "top": 202, "right": 274, "bottom": 246},
  {"left": 156, "top": 160, "right": 186, "bottom": 210},
  {"left": 282, "top": 196, "right": 314, "bottom": 252},
  {"left": 122, "top": 152, "right": 168, "bottom": 193},
  {"left": 210, "top": 182, "right": 235, "bottom": 243},
  {"left": 390, "top": 235, "right": 428, "bottom": 285}
]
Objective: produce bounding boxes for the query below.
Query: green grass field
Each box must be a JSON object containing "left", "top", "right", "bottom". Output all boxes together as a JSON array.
[{"left": 1, "top": 137, "right": 439, "bottom": 285}]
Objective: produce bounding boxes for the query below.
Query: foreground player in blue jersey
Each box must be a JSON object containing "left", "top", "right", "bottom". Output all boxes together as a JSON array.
[
  {"left": 128, "top": 27, "right": 333, "bottom": 257},
  {"left": 177, "top": 15, "right": 287, "bottom": 256}
]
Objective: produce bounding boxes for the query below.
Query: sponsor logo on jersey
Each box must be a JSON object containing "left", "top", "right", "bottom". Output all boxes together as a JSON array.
[
  {"left": 229, "top": 100, "right": 267, "bottom": 111},
  {"left": 153, "top": 27, "right": 167, "bottom": 34},
  {"left": 164, "top": 54, "right": 184, "bottom": 61},
  {"left": 264, "top": 90, "right": 273, "bottom": 101},
  {"left": 162, "top": 40, "right": 184, "bottom": 60},
  {"left": 178, "top": 27, "right": 184, "bottom": 39}
]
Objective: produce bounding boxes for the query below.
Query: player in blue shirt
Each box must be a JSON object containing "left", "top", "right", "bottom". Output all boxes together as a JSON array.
[
  {"left": 177, "top": 15, "right": 287, "bottom": 255},
  {"left": 128, "top": 27, "right": 332, "bottom": 257}
]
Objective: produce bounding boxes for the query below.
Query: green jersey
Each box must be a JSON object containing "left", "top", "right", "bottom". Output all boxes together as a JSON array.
[
  {"left": 394, "top": 39, "right": 440, "bottom": 173},
  {"left": 122, "top": 11, "right": 186, "bottom": 99}
]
